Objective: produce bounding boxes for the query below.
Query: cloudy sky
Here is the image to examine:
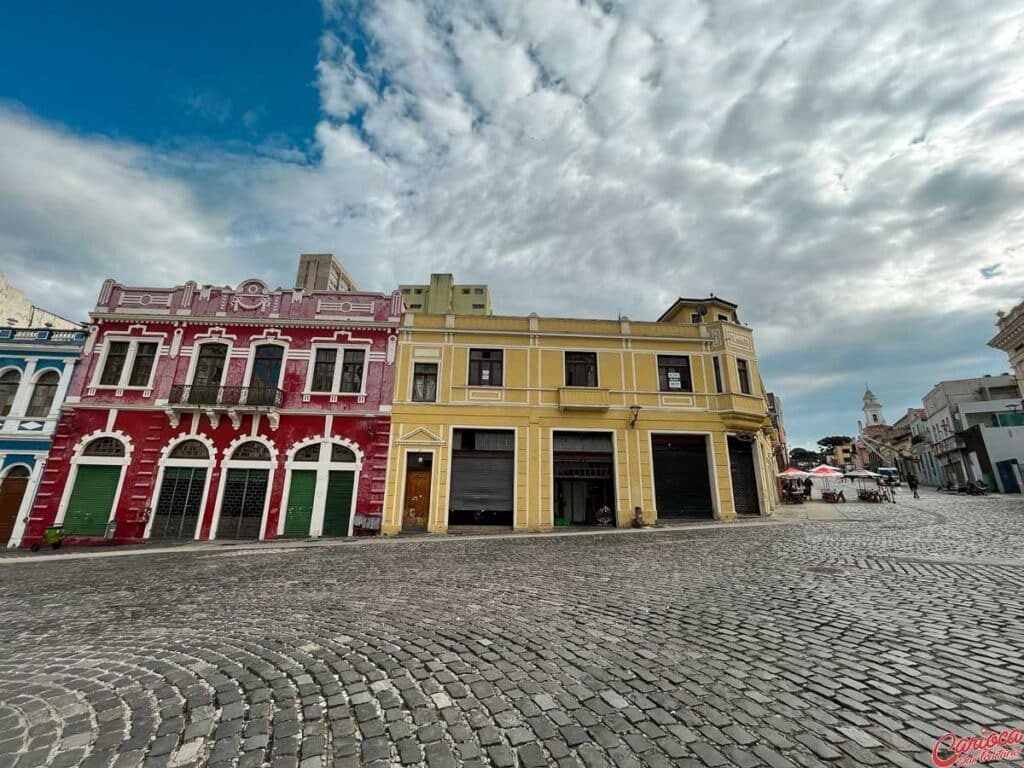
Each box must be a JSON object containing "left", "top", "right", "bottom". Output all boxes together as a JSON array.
[{"left": 2, "top": 0, "right": 1023, "bottom": 448}]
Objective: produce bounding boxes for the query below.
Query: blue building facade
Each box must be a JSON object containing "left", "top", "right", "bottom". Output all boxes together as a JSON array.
[{"left": 0, "top": 327, "right": 87, "bottom": 547}]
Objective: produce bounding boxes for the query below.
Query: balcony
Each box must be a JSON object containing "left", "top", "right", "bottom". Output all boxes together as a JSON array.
[
  {"left": 558, "top": 387, "right": 610, "bottom": 410},
  {"left": 167, "top": 385, "right": 284, "bottom": 430},
  {"left": 168, "top": 385, "right": 283, "bottom": 409}
]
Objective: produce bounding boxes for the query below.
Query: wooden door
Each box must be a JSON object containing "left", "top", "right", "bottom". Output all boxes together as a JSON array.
[
  {"left": 0, "top": 471, "right": 29, "bottom": 543},
  {"left": 64, "top": 465, "right": 121, "bottom": 536},
  {"left": 283, "top": 470, "right": 316, "bottom": 537},
  {"left": 322, "top": 471, "right": 354, "bottom": 537},
  {"left": 403, "top": 468, "right": 432, "bottom": 531}
]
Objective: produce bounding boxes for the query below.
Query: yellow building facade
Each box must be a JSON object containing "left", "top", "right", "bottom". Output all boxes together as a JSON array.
[{"left": 382, "top": 298, "right": 778, "bottom": 534}]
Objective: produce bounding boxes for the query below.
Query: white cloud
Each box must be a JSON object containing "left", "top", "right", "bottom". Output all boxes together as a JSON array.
[{"left": 4, "top": 0, "right": 1024, "bottom": 449}]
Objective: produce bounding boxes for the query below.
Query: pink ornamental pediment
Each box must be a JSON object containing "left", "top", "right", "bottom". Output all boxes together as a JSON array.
[{"left": 232, "top": 279, "right": 271, "bottom": 312}]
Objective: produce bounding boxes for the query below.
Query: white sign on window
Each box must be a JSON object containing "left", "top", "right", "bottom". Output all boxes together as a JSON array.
[
  {"left": 668, "top": 372, "right": 682, "bottom": 389},
  {"left": 481, "top": 370, "right": 489, "bottom": 381}
]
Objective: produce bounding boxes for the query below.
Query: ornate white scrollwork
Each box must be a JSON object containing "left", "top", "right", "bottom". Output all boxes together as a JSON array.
[{"left": 231, "top": 279, "right": 271, "bottom": 312}]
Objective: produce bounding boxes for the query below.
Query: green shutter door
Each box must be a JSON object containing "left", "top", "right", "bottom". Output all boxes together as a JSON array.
[
  {"left": 64, "top": 465, "right": 121, "bottom": 536},
  {"left": 284, "top": 470, "right": 316, "bottom": 537},
  {"left": 322, "top": 471, "right": 354, "bottom": 537}
]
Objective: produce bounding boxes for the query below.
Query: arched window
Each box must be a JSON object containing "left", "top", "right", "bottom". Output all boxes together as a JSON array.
[
  {"left": 3, "top": 466, "right": 30, "bottom": 481},
  {"left": 232, "top": 441, "right": 271, "bottom": 461},
  {"left": 0, "top": 370, "right": 20, "bottom": 416},
  {"left": 295, "top": 444, "right": 321, "bottom": 462},
  {"left": 169, "top": 440, "right": 210, "bottom": 460},
  {"left": 331, "top": 444, "right": 356, "bottom": 463},
  {"left": 83, "top": 437, "right": 126, "bottom": 457},
  {"left": 25, "top": 371, "right": 60, "bottom": 418}
]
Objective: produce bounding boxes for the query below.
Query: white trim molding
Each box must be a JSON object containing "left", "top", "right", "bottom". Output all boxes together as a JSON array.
[
  {"left": 146, "top": 433, "right": 218, "bottom": 540},
  {"left": 208, "top": 435, "right": 279, "bottom": 541},
  {"left": 55, "top": 430, "right": 134, "bottom": 530},
  {"left": 278, "top": 437, "right": 363, "bottom": 538}
]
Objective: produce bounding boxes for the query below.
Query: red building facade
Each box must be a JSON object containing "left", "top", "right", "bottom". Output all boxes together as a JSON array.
[{"left": 24, "top": 272, "right": 402, "bottom": 547}]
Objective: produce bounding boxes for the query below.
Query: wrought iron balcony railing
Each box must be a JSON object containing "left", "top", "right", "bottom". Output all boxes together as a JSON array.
[{"left": 168, "top": 385, "right": 283, "bottom": 408}]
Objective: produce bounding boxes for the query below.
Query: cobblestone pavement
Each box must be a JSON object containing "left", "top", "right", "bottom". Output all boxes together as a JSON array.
[{"left": 1, "top": 490, "right": 1023, "bottom": 768}]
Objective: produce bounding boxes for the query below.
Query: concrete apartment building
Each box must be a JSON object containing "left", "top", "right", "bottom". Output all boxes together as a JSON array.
[
  {"left": 399, "top": 274, "right": 492, "bottom": 315},
  {"left": 295, "top": 254, "right": 359, "bottom": 293},
  {"left": 922, "top": 374, "right": 1023, "bottom": 490}
]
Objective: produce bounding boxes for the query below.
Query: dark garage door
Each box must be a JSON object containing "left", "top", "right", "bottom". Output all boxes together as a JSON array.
[
  {"left": 728, "top": 436, "right": 760, "bottom": 515},
  {"left": 652, "top": 434, "right": 714, "bottom": 519}
]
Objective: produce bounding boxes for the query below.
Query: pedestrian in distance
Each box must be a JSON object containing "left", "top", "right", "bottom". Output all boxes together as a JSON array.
[
  {"left": 908, "top": 474, "right": 920, "bottom": 499},
  {"left": 803, "top": 476, "right": 812, "bottom": 500}
]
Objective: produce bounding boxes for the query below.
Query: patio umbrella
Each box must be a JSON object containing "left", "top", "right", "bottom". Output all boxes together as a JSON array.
[
  {"left": 777, "top": 468, "right": 811, "bottom": 478},
  {"left": 808, "top": 464, "right": 843, "bottom": 493},
  {"left": 845, "top": 469, "right": 881, "bottom": 478}
]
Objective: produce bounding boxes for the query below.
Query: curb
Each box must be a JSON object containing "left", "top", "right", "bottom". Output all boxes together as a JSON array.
[{"left": 0, "top": 516, "right": 795, "bottom": 565}]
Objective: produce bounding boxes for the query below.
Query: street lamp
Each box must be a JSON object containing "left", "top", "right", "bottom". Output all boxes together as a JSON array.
[{"left": 629, "top": 405, "right": 642, "bottom": 429}]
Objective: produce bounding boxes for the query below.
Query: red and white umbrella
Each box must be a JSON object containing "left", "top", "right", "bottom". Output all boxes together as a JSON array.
[
  {"left": 777, "top": 467, "right": 811, "bottom": 478},
  {"left": 809, "top": 465, "right": 843, "bottom": 476}
]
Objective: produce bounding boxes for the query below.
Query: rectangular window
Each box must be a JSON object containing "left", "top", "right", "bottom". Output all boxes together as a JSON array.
[
  {"left": 99, "top": 341, "right": 130, "bottom": 386},
  {"left": 690, "top": 313, "right": 701, "bottom": 324},
  {"left": 737, "top": 358, "right": 752, "bottom": 394},
  {"left": 565, "top": 352, "right": 598, "bottom": 387},
  {"left": 410, "top": 303, "right": 422, "bottom": 309},
  {"left": 474, "top": 288, "right": 484, "bottom": 295},
  {"left": 311, "top": 349, "right": 336, "bottom": 392},
  {"left": 412, "top": 363, "right": 438, "bottom": 402},
  {"left": 340, "top": 350, "right": 365, "bottom": 393},
  {"left": 713, "top": 357, "right": 724, "bottom": 393},
  {"left": 468, "top": 349, "right": 503, "bottom": 386},
  {"left": 717, "top": 314, "right": 729, "bottom": 321},
  {"left": 657, "top": 355, "right": 693, "bottom": 392},
  {"left": 462, "top": 288, "right": 471, "bottom": 294},
  {"left": 472, "top": 303, "right": 485, "bottom": 309},
  {"left": 128, "top": 342, "right": 157, "bottom": 387}
]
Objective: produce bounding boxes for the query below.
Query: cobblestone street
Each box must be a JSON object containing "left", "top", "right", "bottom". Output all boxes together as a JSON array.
[{"left": 1, "top": 490, "right": 1023, "bottom": 768}]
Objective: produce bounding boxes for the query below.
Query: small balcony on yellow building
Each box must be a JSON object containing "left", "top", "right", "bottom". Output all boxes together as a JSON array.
[{"left": 557, "top": 387, "right": 611, "bottom": 410}]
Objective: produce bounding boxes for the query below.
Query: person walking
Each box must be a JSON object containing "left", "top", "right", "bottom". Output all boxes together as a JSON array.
[
  {"left": 803, "top": 476, "right": 813, "bottom": 500},
  {"left": 908, "top": 474, "right": 920, "bottom": 499}
]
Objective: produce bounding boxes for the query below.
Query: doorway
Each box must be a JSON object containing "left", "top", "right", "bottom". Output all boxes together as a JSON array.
[
  {"left": 552, "top": 432, "right": 616, "bottom": 526},
  {"left": 728, "top": 435, "right": 761, "bottom": 516},
  {"left": 403, "top": 452, "right": 433, "bottom": 531},
  {"left": 449, "top": 430, "right": 515, "bottom": 526},
  {"left": 0, "top": 467, "right": 30, "bottom": 545},
  {"left": 652, "top": 434, "right": 714, "bottom": 519}
]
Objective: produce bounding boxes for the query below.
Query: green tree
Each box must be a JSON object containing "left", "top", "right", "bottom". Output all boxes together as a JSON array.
[
  {"left": 789, "top": 447, "right": 823, "bottom": 466},
  {"left": 817, "top": 435, "right": 854, "bottom": 451}
]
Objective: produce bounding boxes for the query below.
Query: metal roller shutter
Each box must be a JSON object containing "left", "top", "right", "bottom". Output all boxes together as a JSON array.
[
  {"left": 450, "top": 430, "right": 514, "bottom": 525},
  {"left": 652, "top": 435, "right": 714, "bottom": 518},
  {"left": 63, "top": 465, "right": 121, "bottom": 536}
]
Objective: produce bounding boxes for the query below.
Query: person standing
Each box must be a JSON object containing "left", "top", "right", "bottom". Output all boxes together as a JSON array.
[
  {"left": 908, "top": 474, "right": 920, "bottom": 499},
  {"left": 803, "top": 476, "right": 813, "bottom": 500}
]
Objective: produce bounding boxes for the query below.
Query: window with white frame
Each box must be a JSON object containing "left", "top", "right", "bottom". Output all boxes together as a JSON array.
[
  {"left": 308, "top": 347, "right": 367, "bottom": 394},
  {"left": 97, "top": 339, "right": 159, "bottom": 389},
  {"left": 0, "top": 370, "right": 20, "bottom": 416},
  {"left": 25, "top": 371, "right": 60, "bottom": 417}
]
